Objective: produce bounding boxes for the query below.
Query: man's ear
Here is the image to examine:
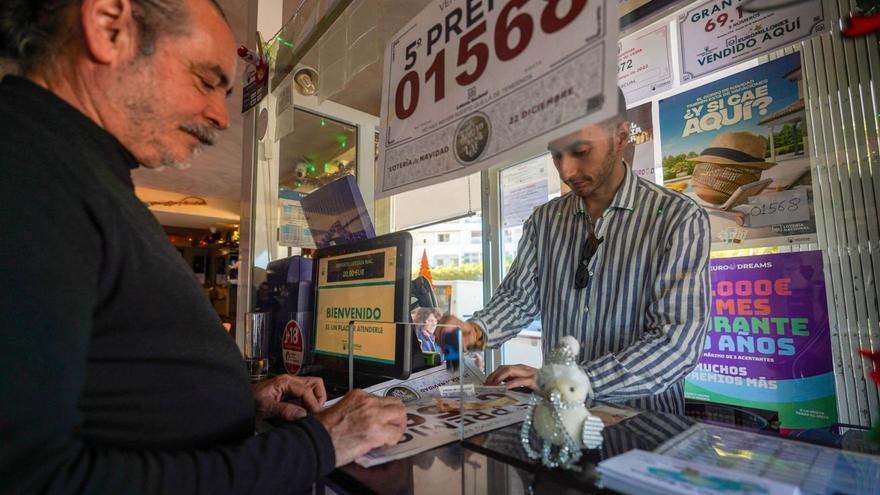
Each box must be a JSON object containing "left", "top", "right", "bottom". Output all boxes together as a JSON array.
[{"left": 80, "top": 0, "right": 137, "bottom": 65}]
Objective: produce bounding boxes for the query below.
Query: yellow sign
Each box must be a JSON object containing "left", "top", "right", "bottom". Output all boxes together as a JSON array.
[{"left": 315, "top": 247, "right": 398, "bottom": 364}]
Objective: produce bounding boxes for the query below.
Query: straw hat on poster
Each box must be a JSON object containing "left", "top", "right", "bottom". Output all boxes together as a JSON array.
[{"left": 687, "top": 132, "right": 777, "bottom": 225}]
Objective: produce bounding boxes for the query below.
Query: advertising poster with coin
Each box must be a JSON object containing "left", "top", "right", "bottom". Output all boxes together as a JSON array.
[
  {"left": 658, "top": 53, "right": 817, "bottom": 250},
  {"left": 376, "top": 0, "right": 619, "bottom": 198},
  {"left": 677, "top": 0, "right": 825, "bottom": 82},
  {"left": 625, "top": 102, "right": 658, "bottom": 184}
]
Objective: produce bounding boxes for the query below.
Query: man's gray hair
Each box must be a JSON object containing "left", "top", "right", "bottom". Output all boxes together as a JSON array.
[{"left": 1, "top": 0, "right": 224, "bottom": 74}]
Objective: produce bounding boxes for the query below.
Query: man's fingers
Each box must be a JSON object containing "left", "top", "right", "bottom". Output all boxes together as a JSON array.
[
  {"left": 374, "top": 424, "right": 407, "bottom": 448},
  {"left": 485, "top": 367, "right": 510, "bottom": 385},
  {"left": 377, "top": 396, "right": 405, "bottom": 407},
  {"left": 299, "top": 389, "right": 322, "bottom": 413},
  {"left": 310, "top": 379, "right": 327, "bottom": 407},
  {"left": 500, "top": 365, "right": 535, "bottom": 378},
  {"left": 275, "top": 402, "right": 308, "bottom": 421},
  {"left": 485, "top": 374, "right": 502, "bottom": 386},
  {"left": 486, "top": 365, "right": 535, "bottom": 385},
  {"left": 375, "top": 399, "right": 407, "bottom": 425},
  {"left": 275, "top": 375, "right": 326, "bottom": 412},
  {"left": 501, "top": 377, "right": 535, "bottom": 390},
  {"left": 438, "top": 315, "right": 463, "bottom": 326}
]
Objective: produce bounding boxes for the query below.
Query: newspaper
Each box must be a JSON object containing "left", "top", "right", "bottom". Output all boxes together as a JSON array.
[
  {"left": 356, "top": 389, "right": 531, "bottom": 467},
  {"left": 598, "top": 449, "right": 800, "bottom": 495},
  {"left": 589, "top": 404, "right": 642, "bottom": 427},
  {"left": 325, "top": 363, "right": 486, "bottom": 407},
  {"left": 657, "top": 423, "right": 880, "bottom": 495},
  {"left": 325, "top": 364, "right": 531, "bottom": 468}
]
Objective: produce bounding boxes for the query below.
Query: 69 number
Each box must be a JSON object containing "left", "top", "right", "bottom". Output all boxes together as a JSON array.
[{"left": 394, "top": 0, "right": 588, "bottom": 120}]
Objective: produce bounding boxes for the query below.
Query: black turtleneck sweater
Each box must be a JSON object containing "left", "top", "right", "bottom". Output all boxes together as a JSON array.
[{"left": 0, "top": 76, "right": 335, "bottom": 494}]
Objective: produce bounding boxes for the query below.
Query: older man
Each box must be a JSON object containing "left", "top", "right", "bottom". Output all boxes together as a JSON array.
[
  {"left": 0, "top": 1, "right": 405, "bottom": 493},
  {"left": 438, "top": 92, "right": 711, "bottom": 413}
]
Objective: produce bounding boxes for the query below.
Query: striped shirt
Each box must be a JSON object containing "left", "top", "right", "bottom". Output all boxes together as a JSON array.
[{"left": 472, "top": 166, "right": 711, "bottom": 414}]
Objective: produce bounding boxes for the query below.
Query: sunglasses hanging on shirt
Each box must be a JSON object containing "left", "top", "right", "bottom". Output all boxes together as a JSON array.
[{"left": 575, "top": 233, "right": 603, "bottom": 290}]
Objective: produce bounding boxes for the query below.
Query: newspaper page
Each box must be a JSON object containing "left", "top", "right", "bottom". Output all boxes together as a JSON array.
[
  {"left": 325, "top": 364, "right": 531, "bottom": 468},
  {"left": 657, "top": 423, "right": 880, "bottom": 495}
]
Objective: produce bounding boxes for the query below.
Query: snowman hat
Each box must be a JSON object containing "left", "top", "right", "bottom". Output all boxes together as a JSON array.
[{"left": 548, "top": 336, "right": 580, "bottom": 366}]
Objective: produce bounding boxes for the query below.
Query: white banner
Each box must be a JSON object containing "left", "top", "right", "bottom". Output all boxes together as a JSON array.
[
  {"left": 376, "top": 0, "right": 619, "bottom": 199},
  {"left": 677, "top": 0, "right": 825, "bottom": 82},
  {"left": 617, "top": 24, "right": 673, "bottom": 103}
]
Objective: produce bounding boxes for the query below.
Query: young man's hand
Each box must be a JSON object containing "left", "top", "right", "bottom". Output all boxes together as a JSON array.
[
  {"left": 315, "top": 390, "right": 407, "bottom": 467},
  {"left": 433, "top": 315, "right": 477, "bottom": 350},
  {"left": 485, "top": 364, "right": 538, "bottom": 391}
]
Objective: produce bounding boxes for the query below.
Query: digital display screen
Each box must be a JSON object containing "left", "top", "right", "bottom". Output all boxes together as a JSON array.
[{"left": 315, "top": 246, "right": 397, "bottom": 364}]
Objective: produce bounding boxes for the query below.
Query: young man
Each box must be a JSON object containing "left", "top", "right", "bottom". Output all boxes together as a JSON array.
[
  {"left": 0, "top": 1, "right": 405, "bottom": 493},
  {"left": 438, "top": 92, "right": 711, "bottom": 413}
]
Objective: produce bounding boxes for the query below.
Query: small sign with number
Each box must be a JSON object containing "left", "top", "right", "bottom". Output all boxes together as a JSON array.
[
  {"left": 746, "top": 188, "right": 809, "bottom": 228},
  {"left": 377, "top": 0, "right": 618, "bottom": 198},
  {"left": 282, "top": 320, "right": 305, "bottom": 375},
  {"left": 617, "top": 24, "right": 672, "bottom": 103}
]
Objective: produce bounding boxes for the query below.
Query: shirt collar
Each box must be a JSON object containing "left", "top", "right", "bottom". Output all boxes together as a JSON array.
[
  {"left": 568, "top": 162, "right": 638, "bottom": 216},
  {"left": 609, "top": 163, "right": 637, "bottom": 213}
]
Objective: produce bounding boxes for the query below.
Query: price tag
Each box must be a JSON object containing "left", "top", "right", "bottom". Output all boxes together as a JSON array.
[
  {"left": 377, "top": 0, "right": 618, "bottom": 198},
  {"left": 746, "top": 189, "right": 809, "bottom": 228}
]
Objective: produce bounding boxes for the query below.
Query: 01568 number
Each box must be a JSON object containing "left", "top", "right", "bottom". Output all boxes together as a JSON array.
[
  {"left": 394, "top": 0, "right": 588, "bottom": 121},
  {"left": 748, "top": 197, "right": 802, "bottom": 217}
]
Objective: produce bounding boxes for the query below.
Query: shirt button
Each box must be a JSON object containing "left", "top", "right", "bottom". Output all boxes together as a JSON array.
[
  {"left": 584, "top": 307, "right": 590, "bottom": 313},
  {"left": 588, "top": 270, "right": 594, "bottom": 277}
]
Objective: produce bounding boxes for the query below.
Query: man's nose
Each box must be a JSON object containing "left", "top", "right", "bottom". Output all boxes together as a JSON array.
[
  {"left": 205, "top": 93, "right": 230, "bottom": 130},
  {"left": 556, "top": 153, "right": 577, "bottom": 180}
]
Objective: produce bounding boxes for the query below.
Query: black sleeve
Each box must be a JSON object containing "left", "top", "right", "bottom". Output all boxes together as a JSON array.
[
  {"left": 0, "top": 154, "right": 335, "bottom": 494},
  {"left": 4, "top": 419, "right": 335, "bottom": 494}
]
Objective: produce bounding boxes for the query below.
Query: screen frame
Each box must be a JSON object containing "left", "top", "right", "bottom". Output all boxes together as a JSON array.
[{"left": 311, "top": 231, "right": 413, "bottom": 380}]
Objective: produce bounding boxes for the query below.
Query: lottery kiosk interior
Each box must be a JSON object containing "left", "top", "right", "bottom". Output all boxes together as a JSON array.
[{"left": 236, "top": 0, "right": 880, "bottom": 493}]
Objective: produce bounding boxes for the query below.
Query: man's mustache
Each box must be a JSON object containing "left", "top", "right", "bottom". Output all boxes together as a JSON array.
[{"left": 180, "top": 124, "right": 217, "bottom": 146}]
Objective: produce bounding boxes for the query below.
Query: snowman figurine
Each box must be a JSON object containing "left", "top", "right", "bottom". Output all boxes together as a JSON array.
[{"left": 520, "top": 336, "right": 604, "bottom": 468}]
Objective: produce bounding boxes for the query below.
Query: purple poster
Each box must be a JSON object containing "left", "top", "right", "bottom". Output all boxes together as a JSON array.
[{"left": 685, "top": 251, "right": 837, "bottom": 432}]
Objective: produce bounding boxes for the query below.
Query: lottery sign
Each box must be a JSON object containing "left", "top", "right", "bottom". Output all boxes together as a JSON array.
[
  {"left": 677, "top": 0, "right": 825, "bottom": 82},
  {"left": 377, "top": 0, "right": 619, "bottom": 198}
]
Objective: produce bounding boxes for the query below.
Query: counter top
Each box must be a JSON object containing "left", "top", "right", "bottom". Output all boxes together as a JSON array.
[{"left": 324, "top": 407, "right": 879, "bottom": 495}]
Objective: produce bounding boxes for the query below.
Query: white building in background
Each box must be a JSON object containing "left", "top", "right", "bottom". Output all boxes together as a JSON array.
[{"left": 409, "top": 216, "right": 484, "bottom": 268}]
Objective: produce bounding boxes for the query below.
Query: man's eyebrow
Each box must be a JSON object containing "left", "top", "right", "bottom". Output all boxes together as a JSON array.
[{"left": 547, "top": 139, "right": 594, "bottom": 154}]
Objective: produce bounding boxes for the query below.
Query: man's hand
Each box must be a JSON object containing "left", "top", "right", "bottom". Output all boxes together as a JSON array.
[
  {"left": 315, "top": 390, "right": 407, "bottom": 467},
  {"left": 252, "top": 375, "right": 327, "bottom": 421},
  {"left": 485, "top": 364, "right": 538, "bottom": 391},
  {"left": 433, "top": 315, "right": 477, "bottom": 350}
]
